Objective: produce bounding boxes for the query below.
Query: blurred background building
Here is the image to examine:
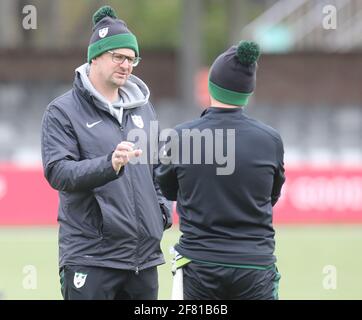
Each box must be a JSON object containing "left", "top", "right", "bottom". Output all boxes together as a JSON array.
[{"left": 0, "top": 0, "right": 361, "bottom": 166}]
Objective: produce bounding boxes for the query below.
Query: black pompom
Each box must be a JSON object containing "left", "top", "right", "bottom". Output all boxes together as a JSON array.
[{"left": 92, "top": 6, "right": 118, "bottom": 25}]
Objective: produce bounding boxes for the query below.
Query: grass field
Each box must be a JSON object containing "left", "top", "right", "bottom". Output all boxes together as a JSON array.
[{"left": 0, "top": 225, "right": 361, "bottom": 300}]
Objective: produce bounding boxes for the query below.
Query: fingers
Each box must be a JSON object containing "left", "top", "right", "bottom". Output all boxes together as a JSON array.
[
  {"left": 112, "top": 141, "right": 142, "bottom": 173},
  {"left": 114, "top": 150, "right": 129, "bottom": 164},
  {"left": 128, "top": 149, "right": 143, "bottom": 159},
  {"left": 116, "top": 141, "right": 134, "bottom": 152},
  {"left": 116, "top": 141, "right": 142, "bottom": 158}
]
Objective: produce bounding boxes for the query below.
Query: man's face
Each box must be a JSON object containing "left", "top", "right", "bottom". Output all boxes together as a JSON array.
[{"left": 94, "top": 48, "right": 135, "bottom": 88}]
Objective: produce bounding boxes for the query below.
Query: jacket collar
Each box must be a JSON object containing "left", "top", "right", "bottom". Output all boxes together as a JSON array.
[{"left": 201, "top": 106, "right": 244, "bottom": 118}]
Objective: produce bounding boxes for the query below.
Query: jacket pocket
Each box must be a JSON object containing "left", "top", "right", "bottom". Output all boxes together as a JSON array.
[
  {"left": 93, "top": 185, "right": 137, "bottom": 241},
  {"left": 63, "top": 191, "right": 103, "bottom": 239}
]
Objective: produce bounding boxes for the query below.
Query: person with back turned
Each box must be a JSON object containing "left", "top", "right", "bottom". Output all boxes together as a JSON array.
[{"left": 156, "top": 41, "right": 285, "bottom": 300}]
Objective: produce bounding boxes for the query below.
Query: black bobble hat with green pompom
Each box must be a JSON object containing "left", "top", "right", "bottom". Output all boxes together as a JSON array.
[
  {"left": 87, "top": 6, "right": 139, "bottom": 63},
  {"left": 208, "top": 41, "right": 260, "bottom": 106}
]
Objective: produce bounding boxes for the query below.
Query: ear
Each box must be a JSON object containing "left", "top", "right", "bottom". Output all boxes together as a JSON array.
[{"left": 91, "top": 57, "right": 97, "bottom": 65}]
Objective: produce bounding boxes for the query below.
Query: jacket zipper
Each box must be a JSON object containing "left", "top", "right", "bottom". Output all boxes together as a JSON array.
[
  {"left": 117, "top": 114, "right": 139, "bottom": 273},
  {"left": 122, "top": 111, "right": 140, "bottom": 275},
  {"left": 131, "top": 164, "right": 140, "bottom": 275}
]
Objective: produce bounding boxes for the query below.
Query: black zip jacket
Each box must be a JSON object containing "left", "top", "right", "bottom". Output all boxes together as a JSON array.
[
  {"left": 41, "top": 73, "right": 171, "bottom": 271},
  {"left": 155, "top": 107, "right": 285, "bottom": 266}
]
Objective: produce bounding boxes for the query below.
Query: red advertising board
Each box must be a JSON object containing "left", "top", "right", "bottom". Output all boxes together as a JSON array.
[
  {"left": 0, "top": 163, "right": 361, "bottom": 225},
  {"left": 0, "top": 163, "right": 58, "bottom": 225},
  {"left": 274, "top": 164, "right": 362, "bottom": 223}
]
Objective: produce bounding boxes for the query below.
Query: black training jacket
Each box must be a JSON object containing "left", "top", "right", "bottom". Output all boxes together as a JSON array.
[
  {"left": 41, "top": 73, "right": 171, "bottom": 272},
  {"left": 156, "top": 107, "right": 285, "bottom": 266}
]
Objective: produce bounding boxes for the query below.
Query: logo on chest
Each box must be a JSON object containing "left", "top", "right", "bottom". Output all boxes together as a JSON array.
[
  {"left": 131, "top": 114, "right": 144, "bottom": 128},
  {"left": 86, "top": 120, "right": 102, "bottom": 128}
]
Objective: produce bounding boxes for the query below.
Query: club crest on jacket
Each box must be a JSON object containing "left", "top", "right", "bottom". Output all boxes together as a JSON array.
[{"left": 131, "top": 114, "right": 144, "bottom": 128}]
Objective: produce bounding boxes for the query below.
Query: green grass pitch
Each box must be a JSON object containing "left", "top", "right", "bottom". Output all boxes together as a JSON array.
[{"left": 0, "top": 225, "right": 361, "bottom": 300}]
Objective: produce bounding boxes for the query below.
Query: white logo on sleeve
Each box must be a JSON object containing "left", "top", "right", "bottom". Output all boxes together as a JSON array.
[
  {"left": 86, "top": 120, "right": 102, "bottom": 128},
  {"left": 73, "top": 272, "right": 87, "bottom": 289},
  {"left": 131, "top": 114, "right": 144, "bottom": 128},
  {"left": 98, "top": 27, "right": 109, "bottom": 38}
]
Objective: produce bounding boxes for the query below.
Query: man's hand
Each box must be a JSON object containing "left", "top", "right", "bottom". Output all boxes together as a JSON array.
[{"left": 112, "top": 141, "right": 142, "bottom": 174}]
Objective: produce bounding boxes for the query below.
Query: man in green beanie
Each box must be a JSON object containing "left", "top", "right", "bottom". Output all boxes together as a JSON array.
[
  {"left": 156, "top": 41, "right": 285, "bottom": 300},
  {"left": 41, "top": 6, "right": 172, "bottom": 300}
]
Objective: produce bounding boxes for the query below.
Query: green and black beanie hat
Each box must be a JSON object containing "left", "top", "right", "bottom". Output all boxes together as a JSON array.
[
  {"left": 208, "top": 41, "right": 260, "bottom": 106},
  {"left": 87, "top": 6, "right": 139, "bottom": 63}
]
